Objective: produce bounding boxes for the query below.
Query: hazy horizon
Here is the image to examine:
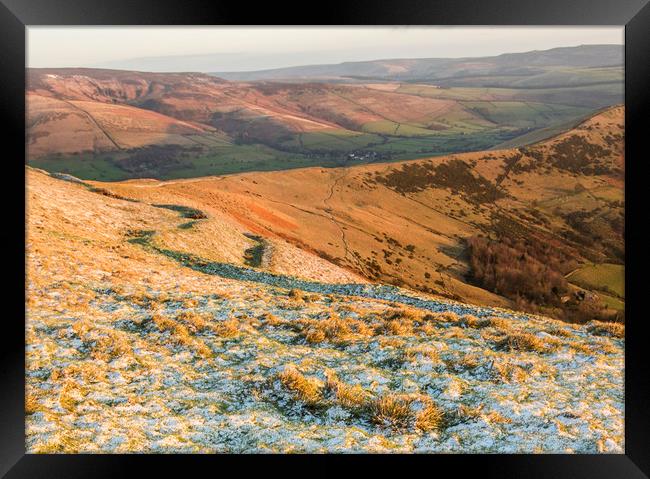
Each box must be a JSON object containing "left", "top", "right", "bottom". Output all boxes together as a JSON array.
[{"left": 27, "top": 26, "right": 623, "bottom": 73}]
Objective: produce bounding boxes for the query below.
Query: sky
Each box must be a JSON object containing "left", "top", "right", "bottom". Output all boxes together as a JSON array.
[{"left": 27, "top": 26, "right": 624, "bottom": 72}]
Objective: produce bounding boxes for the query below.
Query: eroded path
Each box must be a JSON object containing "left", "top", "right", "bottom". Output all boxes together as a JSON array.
[{"left": 130, "top": 227, "right": 527, "bottom": 321}]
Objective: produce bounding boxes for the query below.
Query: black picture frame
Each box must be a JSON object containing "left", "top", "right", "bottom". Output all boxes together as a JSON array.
[{"left": 2, "top": 0, "right": 648, "bottom": 476}]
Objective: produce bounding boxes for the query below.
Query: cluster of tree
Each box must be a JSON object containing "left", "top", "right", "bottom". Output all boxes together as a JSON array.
[
  {"left": 466, "top": 234, "right": 619, "bottom": 323},
  {"left": 466, "top": 235, "right": 569, "bottom": 306}
]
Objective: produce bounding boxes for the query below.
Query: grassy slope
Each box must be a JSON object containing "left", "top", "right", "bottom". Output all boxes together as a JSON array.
[
  {"left": 92, "top": 106, "right": 624, "bottom": 320},
  {"left": 26, "top": 167, "right": 624, "bottom": 453},
  {"left": 567, "top": 263, "right": 625, "bottom": 299}
]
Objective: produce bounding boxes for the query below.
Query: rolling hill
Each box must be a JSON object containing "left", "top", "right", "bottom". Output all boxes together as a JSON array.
[
  {"left": 27, "top": 47, "right": 622, "bottom": 181},
  {"left": 214, "top": 45, "right": 623, "bottom": 87},
  {"left": 84, "top": 105, "right": 624, "bottom": 322},
  {"left": 26, "top": 156, "right": 624, "bottom": 453}
]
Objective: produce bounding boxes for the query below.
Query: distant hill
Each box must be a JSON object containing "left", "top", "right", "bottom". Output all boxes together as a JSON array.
[
  {"left": 214, "top": 45, "right": 623, "bottom": 87},
  {"left": 27, "top": 48, "right": 622, "bottom": 182}
]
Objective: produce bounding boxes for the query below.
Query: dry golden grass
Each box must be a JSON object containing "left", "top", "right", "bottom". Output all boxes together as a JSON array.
[
  {"left": 71, "top": 319, "right": 132, "bottom": 362},
  {"left": 31, "top": 433, "right": 82, "bottom": 454},
  {"left": 370, "top": 393, "right": 444, "bottom": 432},
  {"left": 300, "top": 312, "right": 373, "bottom": 344},
  {"left": 415, "top": 400, "right": 445, "bottom": 432},
  {"left": 462, "top": 315, "right": 512, "bottom": 330},
  {"left": 62, "top": 362, "right": 107, "bottom": 383},
  {"left": 371, "top": 394, "right": 414, "bottom": 430},
  {"left": 260, "top": 312, "right": 282, "bottom": 326},
  {"left": 176, "top": 311, "right": 212, "bottom": 333},
  {"left": 215, "top": 318, "right": 240, "bottom": 338},
  {"left": 485, "top": 411, "right": 513, "bottom": 424},
  {"left": 458, "top": 354, "right": 482, "bottom": 371},
  {"left": 403, "top": 345, "right": 440, "bottom": 363},
  {"left": 90, "top": 331, "right": 132, "bottom": 362},
  {"left": 493, "top": 360, "right": 530, "bottom": 383},
  {"left": 128, "top": 289, "right": 158, "bottom": 308},
  {"left": 489, "top": 330, "right": 557, "bottom": 354},
  {"left": 25, "top": 391, "right": 41, "bottom": 415},
  {"left": 457, "top": 403, "right": 484, "bottom": 420},
  {"left": 276, "top": 365, "right": 323, "bottom": 406},
  {"left": 152, "top": 314, "right": 212, "bottom": 358},
  {"left": 325, "top": 371, "right": 370, "bottom": 408},
  {"left": 381, "top": 319, "right": 414, "bottom": 336},
  {"left": 436, "top": 311, "right": 461, "bottom": 323},
  {"left": 461, "top": 315, "right": 486, "bottom": 328},
  {"left": 288, "top": 289, "right": 303, "bottom": 301},
  {"left": 588, "top": 321, "right": 624, "bottom": 339},
  {"left": 547, "top": 325, "right": 573, "bottom": 337},
  {"left": 59, "top": 380, "right": 84, "bottom": 412},
  {"left": 488, "top": 317, "right": 511, "bottom": 329}
]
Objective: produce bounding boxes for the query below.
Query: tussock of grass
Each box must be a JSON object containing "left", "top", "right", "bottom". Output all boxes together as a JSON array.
[
  {"left": 547, "top": 325, "right": 572, "bottom": 337},
  {"left": 26, "top": 391, "right": 40, "bottom": 415},
  {"left": 122, "top": 288, "right": 157, "bottom": 308},
  {"left": 59, "top": 380, "right": 84, "bottom": 412},
  {"left": 444, "top": 353, "right": 483, "bottom": 374},
  {"left": 276, "top": 365, "right": 323, "bottom": 406},
  {"left": 371, "top": 394, "right": 413, "bottom": 430},
  {"left": 215, "top": 318, "right": 239, "bottom": 338},
  {"left": 300, "top": 313, "right": 372, "bottom": 344},
  {"left": 325, "top": 371, "right": 370, "bottom": 409},
  {"left": 462, "top": 315, "right": 510, "bottom": 329},
  {"left": 459, "top": 354, "right": 482, "bottom": 371},
  {"left": 430, "top": 311, "right": 461, "bottom": 323},
  {"left": 461, "top": 315, "right": 487, "bottom": 328},
  {"left": 457, "top": 404, "right": 484, "bottom": 421},
  {"left": 488, "top": 317, "right": 511, "bottom": 329},
  {"left": 152, "top": 314, "right": 212, "bottom": 358},
  {"left": 587, "top": 320, "right": 624, "bottom": 339},
  {"left": 485, "top": 411, "right": 513, "bottom": 424},
  {"left": 489, "top": 330, "right": 556, "bottom": 354},
  {"left": 403, "top": 345, "right": 440, "bottom": 363},
  {"left": 288, "top": 289, "right": 307, "bottom": 301},
  {"left": 415, "top": 400, "right": 446, "bottom": 432},
  {"left": 32, "top": 434, "right": 82, "bottom": 454},
  {"left": 71, "top": 320, "right": 132, "bottom": 361},
  {"left": 260, "top": 312, "right": 283, "bottom": 326},
  {"left": 370, "top": 393, "right": 444, "bottom": 432},
  {"left": 176, "top": 311, "right": 212, "bottom": 333},
  {"left": 493, "top": 360, "right": 530, "bottom": 383},
  {"left": 62, "top": 362, "right": 106, "bottom": 383}
]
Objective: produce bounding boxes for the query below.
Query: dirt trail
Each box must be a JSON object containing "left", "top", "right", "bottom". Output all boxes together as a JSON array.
[{"left": 321, "top": 169, "right": 375, "bottom": 277}]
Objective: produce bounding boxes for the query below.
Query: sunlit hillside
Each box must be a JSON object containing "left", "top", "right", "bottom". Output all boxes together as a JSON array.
[{"left": 26, "top": 156, "right": 623, "bottom": 452}]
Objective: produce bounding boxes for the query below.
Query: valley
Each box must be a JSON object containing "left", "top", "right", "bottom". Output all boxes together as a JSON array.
[
  {"left": 87, "top": 105, "right": 624, "bottom": 322},
  {"left": 25, "top": 42, "right": 625, "bottom": 454},
  {"left": 27, "top": 45, "right": 622, "bottom": 181}
]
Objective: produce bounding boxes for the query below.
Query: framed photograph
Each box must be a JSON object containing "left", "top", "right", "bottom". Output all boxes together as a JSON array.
[{"left": 2, "top": 0, "right": 649, "bottom": 475}]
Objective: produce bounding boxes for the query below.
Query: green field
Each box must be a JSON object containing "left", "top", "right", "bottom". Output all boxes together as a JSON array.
[
  {"left": 396, "top": 82, "right": 622, "bottom": 109},
  {"left": 30, "top": 125, "right": 531, "bottom": 181},
  {"left": 280, "top": 130, "right": 384, "bottom": 151},
  {"left": 28, "top": 80, "right": 613, "bottom": 182},
  {"left": 460, "top": 101, "right": 589, "bottom": 129},
  {"left": 30, "top": 154, "right": 131, "bottom": 182},
  {"left": 567, "top": 263, "right": 625, "bottom": 299}
]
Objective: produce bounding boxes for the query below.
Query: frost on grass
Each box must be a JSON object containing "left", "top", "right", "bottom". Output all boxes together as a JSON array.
[
  {"left": 25, "top": 168, "right": 624, "bottom": 453},
  {"left": 26, "top": 278, "right": 624, "bottom": 453}
]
